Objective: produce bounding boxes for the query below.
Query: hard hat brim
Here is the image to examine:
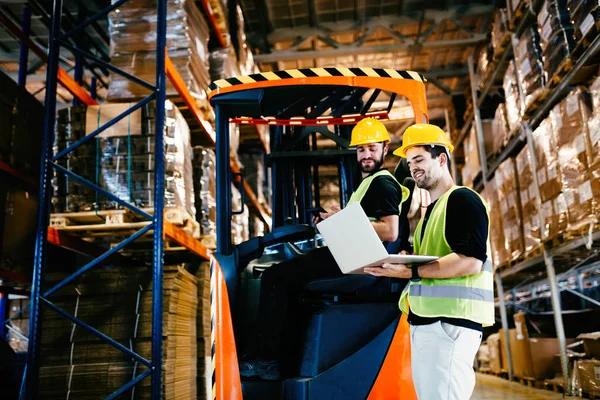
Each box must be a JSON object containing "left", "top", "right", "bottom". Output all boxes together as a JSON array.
[{"left": 393, "top": 142, "right": 455, "bottom": 158}]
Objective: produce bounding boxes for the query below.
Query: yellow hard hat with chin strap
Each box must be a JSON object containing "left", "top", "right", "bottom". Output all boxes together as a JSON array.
[
  {"left": 393, "top": 123, "right": 454, "bottom": 158},
  {"left": 350, "top": 117, "right": 390, "bottom": 147}
]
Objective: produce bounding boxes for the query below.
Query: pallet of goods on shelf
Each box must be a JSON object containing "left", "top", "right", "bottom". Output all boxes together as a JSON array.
[
  {"left": 476, "top": 44, "right": 494, "bottom": 89},
  {"left": 481, "top": 178, "right": 506, "bottom": 270},
  {"left": 108, "top": 0, "right": 213, "bottom": 125},
  {"left": 494, "top": 158, "right": 525, "bottom": 267},
  {"left": 491, "top": 103, "right": 511, "bottom": 157},
  {"left": 492, "top": 8, "right": 511, "bottom": 60},
  {"left": 530, "top": 118, "right": 569, "bottom": 241},
  {"left": 38, "top": 265, "right": 199, "bottom": 400},
  {"left": 569, "top": 0, "right": 600, "bottom": 50},
  {"left": 0, "top": 70, "right": 43, "bottom": 176},
  {"left": 234, "top": 4, "right": 260, "bottom": 76},
  {"left": 192, "top": 146, "right": 216, "bottom": 247},
  {"left": 514, "top": 25, "right": 548, "bottom": 114},
  {"left": 515, "top": 144, "right": 542, "bottom": 256},
  {"left": 549, "top": 87, "right": 596, "bottom": 234},
  {"left": 51, "top": 101, "right": 196, "bottom": 230},
  {"left": 585, "top": 76, "right": 600, "bottom": 223},
  {"left": 503, "top": 62, "right": 525, "bottom": 135},
  {"left": 537, "top": 0, "right": 578, "bottom": 86},
  {"left": 509, "top": 0, "right": 531, "bottom": 28}
]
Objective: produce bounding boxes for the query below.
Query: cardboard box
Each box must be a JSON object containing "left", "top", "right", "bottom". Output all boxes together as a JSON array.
[
  {"left": 576, "top": 360, "right": 600, "bottom": 396},
  {"left": 85, "top": 103, "right": 142, "bottom": 138},
  {"left": 487, "top": 333, "right": 502, "bottom": 374},
  {"left": 577, "top": 332, "right": 600, "bottom": 359},
  {"left": 511, "top": 313, "right": 576, "bottom": 379}
]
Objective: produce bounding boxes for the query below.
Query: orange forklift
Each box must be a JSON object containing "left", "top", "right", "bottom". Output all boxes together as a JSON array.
[{"left": 206, "top": 68, "right": 429, "bottom": 399}]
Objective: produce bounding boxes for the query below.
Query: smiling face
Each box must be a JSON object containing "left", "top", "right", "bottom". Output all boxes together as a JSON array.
[
  {"left": 405, "top": 146, "right": 447, "bottom": 191},
  {"left": 356, "top": 142, "right": 388, "bottom": 174}
]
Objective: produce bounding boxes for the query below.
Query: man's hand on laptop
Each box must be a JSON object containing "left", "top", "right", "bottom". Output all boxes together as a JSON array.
[
  {"left": 364, "top": 263, "right": 410, "bottom": 278},
  {"left": 317, "top": 206, "right": 340, "bottom": 222}
]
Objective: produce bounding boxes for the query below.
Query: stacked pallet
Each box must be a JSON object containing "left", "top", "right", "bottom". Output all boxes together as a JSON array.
[
  {"left": 108, "top": 0, "right": 211, "bottom": 100},
  {"left": 38, "top": 265, "right": 198, "bottom": 399},
  {"left": 51, "top": 101, "right": 195, "bottom": 223}
]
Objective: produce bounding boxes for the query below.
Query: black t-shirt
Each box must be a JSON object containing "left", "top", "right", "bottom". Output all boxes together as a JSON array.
[
  {"left": 408, "top": 188, "right": 489, "bottom": 332},
  {"left": 360, "top": 169, "right": 403, "bottom": 220}
]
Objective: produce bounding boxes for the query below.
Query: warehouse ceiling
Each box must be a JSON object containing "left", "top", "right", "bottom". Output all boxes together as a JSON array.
[{"left": 240, "top": 0, "right": 495, "bottom": 129}]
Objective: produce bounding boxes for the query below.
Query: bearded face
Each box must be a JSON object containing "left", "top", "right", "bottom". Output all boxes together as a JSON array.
[{"left": 357, "top": 142, "right": 387, "bottom": 174}]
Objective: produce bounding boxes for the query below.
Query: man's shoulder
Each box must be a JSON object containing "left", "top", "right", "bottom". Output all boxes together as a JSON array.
[
  {"left": 370, "top": 173, "right": 402, "bottom": 191},
  {"left": 448, "top": 187, "right": 486, "bottom": 210}
]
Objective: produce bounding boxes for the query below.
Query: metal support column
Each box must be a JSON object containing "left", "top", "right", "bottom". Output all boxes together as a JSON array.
[
  {"left": 215, "top": 105, "right": 232, "bottom": 255},
  {"left": 25, "top": 0, "right": 64, "bottom": 395},
  {"left": 151, "top": 0, "right": 168, "bottom": 395},
  {"left": 495, "top": 273, "right": 514, "bottom": 380},
  {"left": 311, "top": 132, "right": 320, "bottom": 207},
  {"left": 18, "top": 6, "right": 31, "bottom": 87},
  {"left": 444, "top": 108, "right": 458, "bottom": 181},
  {"left": 0, "top": 292, "right": 6, "bottom": 339},
  {"left": 467, "top": 52, "right": 489, "bottom": 184},
  {"left": 73, "top": 5, "right": 85, "bottom": 106}
]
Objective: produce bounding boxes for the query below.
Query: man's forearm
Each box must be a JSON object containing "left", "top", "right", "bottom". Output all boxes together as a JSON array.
[
  {"left": 371, "top": 215, "right": 399, "bottom": 242},
  {"left": 416, "top": 253, "right": 483, "bottom": 279}
]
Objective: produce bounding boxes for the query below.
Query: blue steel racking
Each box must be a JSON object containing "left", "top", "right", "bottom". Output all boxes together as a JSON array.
[{"left": 22, "top": 0, "right": 181, "bottom": 398}]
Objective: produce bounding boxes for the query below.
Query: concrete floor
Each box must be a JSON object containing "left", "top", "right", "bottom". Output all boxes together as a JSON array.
[{"left": 473, "top": 373, "right": 568, "bottom": 400}]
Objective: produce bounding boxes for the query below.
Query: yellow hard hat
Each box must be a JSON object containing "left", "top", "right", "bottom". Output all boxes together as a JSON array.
[
  {"left": 393, "top": 123, "right": 454, "bottom": 158},
  {"left": 349, "top": 118, "right": 390, "bottom": 147}
]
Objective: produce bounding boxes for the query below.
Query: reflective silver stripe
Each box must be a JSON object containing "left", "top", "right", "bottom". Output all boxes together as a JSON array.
[
  {"left": 409, "top": 284, "right": 494, "bottom": 302},
  {"left": 482, "top": 259, "right": 493, "bottom": 273}
]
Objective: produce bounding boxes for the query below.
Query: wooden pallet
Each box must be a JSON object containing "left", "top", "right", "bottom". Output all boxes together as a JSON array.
[
  {"left": 492, "top": 33, "right": 512, "bottom": 62},
  {"left": 516, "top": 376, "right": 545, "bottom": 390},
  {"left": 544, "top": 378, "right": 565, "bottom": 393},
  {"left": 478, "top": 368, "right": 507, "bottom": 378},
  {"left": 548, "top": 58, "right": 575, "bottom": 88},
  {"left": 523, "top": 89, "right": 550, "bottom": 118},
  {"left": 546, "top": 222, "right": 600, "bottom": 249},
  {"left": 509, "top": 0, "right": 531, "bottom": 31},
  {"left": 50, "top": 206, "right": 200, "bottom": 239}
]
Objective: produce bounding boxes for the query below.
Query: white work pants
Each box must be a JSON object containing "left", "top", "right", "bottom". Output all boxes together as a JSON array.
[{"left": 410, "top": 321, "right": 482, "bottom": 400}]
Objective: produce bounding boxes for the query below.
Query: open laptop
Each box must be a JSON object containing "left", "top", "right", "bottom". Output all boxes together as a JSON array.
[{"left": 317, "top": 202, "right": 438, "bottom": 274}]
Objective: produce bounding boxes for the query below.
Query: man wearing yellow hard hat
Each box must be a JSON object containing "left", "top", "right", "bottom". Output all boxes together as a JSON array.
[
  {"left": 240, "top": 118, "right": 411, "bottom": 380},
  {"left": 365, "top": 123, "right": 494, "bottom": 400}
]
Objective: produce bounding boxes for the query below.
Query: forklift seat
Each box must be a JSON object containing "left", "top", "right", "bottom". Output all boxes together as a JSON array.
[{"left": 303, "top": 275, "right": 378, "bottom": 294}]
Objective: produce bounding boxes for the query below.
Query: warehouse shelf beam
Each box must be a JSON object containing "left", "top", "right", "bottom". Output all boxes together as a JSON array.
[
  {"left": 0, "top": 8, "right": 98, "bottom": 105},
  {"left": 454, "top": 6, "right": 535, "bottom": 148},
  {"left": 253, "top": 35, "right": 487, "bottom": 63},
  {"left": 198, "top": 0, "right": 228, "bottom": 48},
  {"left": 0, "top": 160, "right": 38, "bottom": 188}
]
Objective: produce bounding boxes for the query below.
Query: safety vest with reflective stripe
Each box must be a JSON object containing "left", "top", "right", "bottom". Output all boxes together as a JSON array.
[
  {"left": 398, "top": 186, "right": 495, "bottom": 326},
  {"left": 347, "top": 170, "right": 410, "bottom": 221}
]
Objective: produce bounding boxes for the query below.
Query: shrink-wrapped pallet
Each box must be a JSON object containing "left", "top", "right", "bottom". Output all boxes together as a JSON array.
[
  {"left": 531, "top": 118, "right": 562, "bottom": 203},
  {"left": 516, "top": 145, "right": 541, "bottom": 255},
  {"left": 504, "top": 63, "right": 524, "bottom": 134},
  {"left": 492, "top": 8, "right": 510, "bottom": 58},
  {"left": 514, "top": 26, "right": 547, "bottom": 109},
  {"left": 537, "top": 0, "right": 577, "bottom": 81},
  {"left": 496, "top": 158, "right": 524, "bottom": 264},
  {"left": 550, "top": 88, "right": 595, "bottom": 231},
  {"left": 108, "top": 0, "right": 211, "bottom": 101},
  {"left": 492, "top": 104, "right": 511, "bottom": 155},
  {"left": 52, "top": 101, "right": 195, "bottom": 221}
]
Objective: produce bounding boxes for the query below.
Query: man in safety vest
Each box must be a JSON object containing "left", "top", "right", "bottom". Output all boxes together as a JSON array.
[
  {"left": 240, "top": 117, "right": 410, "bottom": 380},
  {"left": 365, "top": 123, "right": 494, "bottom": 400}
]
